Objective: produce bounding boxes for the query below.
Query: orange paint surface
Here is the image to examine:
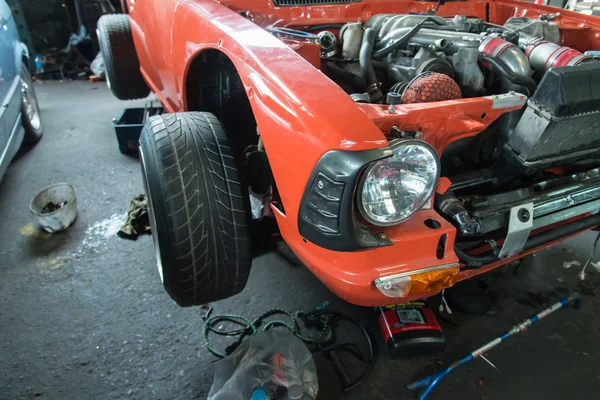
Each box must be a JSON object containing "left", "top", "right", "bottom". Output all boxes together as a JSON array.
[{"left": 128, "top": 0, "right": 600, "bottom": 305}]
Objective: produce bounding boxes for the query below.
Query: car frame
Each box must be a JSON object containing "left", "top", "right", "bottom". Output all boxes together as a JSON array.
[{"left": 98, "top": 0, "right": 600, "bottom": 307}]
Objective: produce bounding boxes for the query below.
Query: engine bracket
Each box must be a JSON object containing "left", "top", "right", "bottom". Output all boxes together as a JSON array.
[{"left": 498, "top": 202, "right": 533, "bottom": 259}]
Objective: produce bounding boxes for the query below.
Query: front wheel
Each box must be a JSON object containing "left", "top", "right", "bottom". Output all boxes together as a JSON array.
[
  {"left": 21, "top": 65, "right": 43, "bottom": 145},
  {"left": 139, "top": 112, "right": 253, "bottom": 306}
]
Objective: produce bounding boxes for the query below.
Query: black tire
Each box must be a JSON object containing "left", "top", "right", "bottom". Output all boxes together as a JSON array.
[
  {"left": 20, "top": 65, "right": 43, "bottom": 145},
  {"left": 97, "top": 14, "right": 150, "bottom": 100},
  {"left": 139, "top": 112, "right": 253, "bottom": 306}
]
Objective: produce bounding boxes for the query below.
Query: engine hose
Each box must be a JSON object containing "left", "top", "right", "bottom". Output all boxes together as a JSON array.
[
  {"left": 360, "top": 28, "right": 378, "bottom": 85},
  {"left": 266, "top": 27, "right": 318, "bottom": 40},
  {"left": 479, "top": 54, "right": 537, "bottom": 95},
  {"left": 359, "top": 28, "right": 383, "bottom": 103},
  {"left": 373, "top": 18, "right": 440, "bottom": 59},
  {"left": 326, "top": 62, "right": 367, "bottom": 92},
  {"left": 457, "top": 213, "right": 600, "bottom": 269},
  {"left": 304, "top": 23, "right": 345, "bottom": 32}
]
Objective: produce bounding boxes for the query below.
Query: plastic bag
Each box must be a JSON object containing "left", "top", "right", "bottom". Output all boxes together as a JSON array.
[
  {"left": 208, "top": 330, "right": 318, "bottom": 400},
  {"left": 90, "top": 52, "right": 106, "bottom": 79}
]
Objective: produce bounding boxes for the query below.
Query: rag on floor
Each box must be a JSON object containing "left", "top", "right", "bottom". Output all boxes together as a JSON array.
[{"left": 119, "top": 194, "right": 151, "bottom": 239}]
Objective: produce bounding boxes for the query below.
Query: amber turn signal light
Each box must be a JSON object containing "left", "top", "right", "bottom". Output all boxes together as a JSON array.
[{"left": 373, "top": 264, "right": 459, "bottom": 298}]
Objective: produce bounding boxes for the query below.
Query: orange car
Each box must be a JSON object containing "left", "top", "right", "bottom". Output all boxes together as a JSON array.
[{"left": 98, "top": 0, "right": 600, "bottom": 307}]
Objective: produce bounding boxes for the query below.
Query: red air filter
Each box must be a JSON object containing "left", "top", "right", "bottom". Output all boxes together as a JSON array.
[{"left": 401, "top": 73, "right": 462, "bottom": 104}]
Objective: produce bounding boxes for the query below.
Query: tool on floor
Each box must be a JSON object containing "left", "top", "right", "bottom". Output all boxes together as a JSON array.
[
  {"left": 203, "top": 303, "right": 375, "bottom": 392},
  {"left": 377, "top": 301, "right": 445, "bottom": 358},
  {"left": 407, "top": 292, "right": 582, "bottom": 400}
]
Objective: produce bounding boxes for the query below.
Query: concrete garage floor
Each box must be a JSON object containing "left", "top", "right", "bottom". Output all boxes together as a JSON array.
[{"left": 1, "top": 81, "right": 600, "bottom": 400}]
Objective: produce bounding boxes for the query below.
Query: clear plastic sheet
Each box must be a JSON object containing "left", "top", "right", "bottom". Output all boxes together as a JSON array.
[{"left": 208, "top": 330, "right": 318, "bottom": 400}]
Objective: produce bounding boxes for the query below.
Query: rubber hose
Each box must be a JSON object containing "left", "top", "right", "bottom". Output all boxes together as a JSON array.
[
  {"left": 304, "top": 23, "right": 345, "bottom": 32},
  {"left": 307, "top": 310, "right": 374, "bottom": 392},
  {"left": 479, "top": 54, "right": 537, "bottom": 95},
  {"left": 360, "top": 28, "right": 378, "bottom": 87},
  {"left": 457, "top": 213, "right": 600, "bottom": 268},
  {"left": 326, "top": 62, "right": 367, "bottom": 92},
  {"left": 373, "top": 18, "right": 437, "bottom": 59}
]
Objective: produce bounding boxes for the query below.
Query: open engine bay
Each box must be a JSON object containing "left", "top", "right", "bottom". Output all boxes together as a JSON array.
[{"left": 264, "top": 11, "right": 600, "bottom": 266}]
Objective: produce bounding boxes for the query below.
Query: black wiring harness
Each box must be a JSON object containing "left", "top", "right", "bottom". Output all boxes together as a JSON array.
[{"left": 203, "top": 304, "right": 375, "bottom": 392}]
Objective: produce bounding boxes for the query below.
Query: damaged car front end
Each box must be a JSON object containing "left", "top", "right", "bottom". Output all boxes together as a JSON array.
[
  {"left": 280, "top": 6, "right": 600, "bottom": 305},
  {"left": 104, "top": 0, "right": 600, "bottom": 307}
]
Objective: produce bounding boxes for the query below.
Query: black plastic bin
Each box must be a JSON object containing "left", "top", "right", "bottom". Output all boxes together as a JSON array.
[{"left": 113, "top": 105, "right": 163, "bottom": 154}]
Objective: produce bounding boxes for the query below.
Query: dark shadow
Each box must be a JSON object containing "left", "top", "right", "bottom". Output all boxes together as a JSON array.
[
  {"left": 251, "top": 217, "right": 281, "bottom": 255},
  {"left": 273, "top": 241, "right": 303, "bottom": 267},
  {"left": 12, "top": 139, "right": 39, "bottom": 161},
  {"left": 251, "top": 217, "right": 304, "bottom": 267},
  {"left": 119, "top": 150, "right": 140, "bottom": 160}
]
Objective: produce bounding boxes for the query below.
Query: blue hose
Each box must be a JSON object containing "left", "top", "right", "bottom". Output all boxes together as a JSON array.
[
  {"left": 407, "top": 293, "right": 581, "bottom": 399},
  {"left": 417, "top": 367, "right": 451, "bottom": 400}
]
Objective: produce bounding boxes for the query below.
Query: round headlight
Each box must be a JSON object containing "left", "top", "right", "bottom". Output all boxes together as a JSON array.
[{"left": 358, "top": 139, "right": 439, "bottom": 226}]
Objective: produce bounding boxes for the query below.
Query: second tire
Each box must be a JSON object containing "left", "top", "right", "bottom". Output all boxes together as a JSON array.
[{"left": 97, "top": 14, "right": 150, "bottom": 100}]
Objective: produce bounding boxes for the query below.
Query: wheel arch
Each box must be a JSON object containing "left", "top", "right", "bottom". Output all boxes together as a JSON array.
[{"left": 183, "top": 48, "right": 258, "bottom": 159}]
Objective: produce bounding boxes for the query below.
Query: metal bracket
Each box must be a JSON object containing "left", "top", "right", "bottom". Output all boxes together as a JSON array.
[{"left": 498, "top": 203, "right": 534, "bottom": 259}]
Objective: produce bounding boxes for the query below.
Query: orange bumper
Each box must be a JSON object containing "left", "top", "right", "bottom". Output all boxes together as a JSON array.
[
  {"left": 274, "top": 205, "right": 598, "bottom": 307},
  {"left": 274, "top": 206, "right": 461, "bottom": 306}
]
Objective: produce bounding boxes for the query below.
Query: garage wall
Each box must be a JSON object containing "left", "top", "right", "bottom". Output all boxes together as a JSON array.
[{"left": 15, "top": 0, "right": 122, "bottom": 55}]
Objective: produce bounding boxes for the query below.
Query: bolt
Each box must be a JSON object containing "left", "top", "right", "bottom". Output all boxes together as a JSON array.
[
  {"left": 518, "top": 208, "right": 530, "bottom": 222},
  {"left": 317, "top": 180, "right": 324, "bottom": 190},
  {"left": 388, "top": 104, "right": 396, "bottom": 114},
  {"left": 400, "top": 131, "right": 407, "bottom": 138},
  {"left": 415, "top": 132, "right": 423, "bottom": 139},
  {"left": 377, "top": 232, "right": 387, "bottom": 240}
]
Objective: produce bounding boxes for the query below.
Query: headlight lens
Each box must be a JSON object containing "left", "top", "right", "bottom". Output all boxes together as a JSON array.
[{"left": 358, "top": 140, "right": 439, "bottom": 226}]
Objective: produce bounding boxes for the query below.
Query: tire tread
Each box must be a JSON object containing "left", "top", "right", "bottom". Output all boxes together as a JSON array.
[
  {"left": 97, "top": 14, "right": 149, "bottom": 100},
  {"left": 139, "top": 112, "right": 252, "bottom": 306}
]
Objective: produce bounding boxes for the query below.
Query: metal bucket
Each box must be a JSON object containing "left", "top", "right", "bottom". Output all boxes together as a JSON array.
[{"left": 30, "top": 183, "right": 77, "bottom": 233}]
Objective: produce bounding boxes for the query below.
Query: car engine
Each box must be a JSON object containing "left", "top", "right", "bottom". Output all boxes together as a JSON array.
[
  {"left": 326, "top": 14, "right": 592, "bottom": 101},
  {"left": 314, "top": 14, "right": 600, "bottom": 168},
  {"left": 288, "top": 14, "right": 600, "bottom": 263}
]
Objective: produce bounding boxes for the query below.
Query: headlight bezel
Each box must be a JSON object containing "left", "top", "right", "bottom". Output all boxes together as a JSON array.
[{"left": 356, "top": 138, "right": 440, "bottom": 227}]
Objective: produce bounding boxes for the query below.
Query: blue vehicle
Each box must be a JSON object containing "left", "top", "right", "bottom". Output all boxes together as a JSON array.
[{"left": 0, "top": 0, "right": 42, "bottom": 181}]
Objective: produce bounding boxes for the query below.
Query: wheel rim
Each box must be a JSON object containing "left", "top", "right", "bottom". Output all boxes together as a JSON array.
[
  {"left": 21, "top": 77, "right": 41, "bottom": 130},
  {"left": 140, "top": 148, "right": 164, "bottom": 282},
  {"left": 96, "top": 28, "right": 112, "bottom": 91},
  {"left": 105, "top": 70, "right": 112, "bottom": 90}
]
